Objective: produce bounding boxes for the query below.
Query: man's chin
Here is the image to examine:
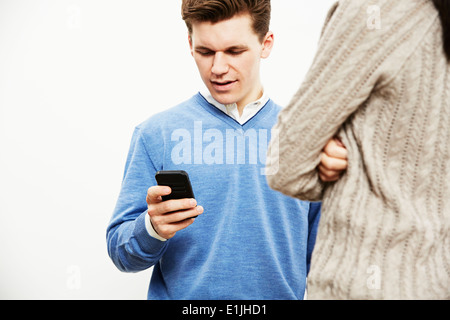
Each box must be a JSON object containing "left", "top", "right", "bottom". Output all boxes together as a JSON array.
[{"left": 210, "top": 92, "right": 238, "bottom": 106}]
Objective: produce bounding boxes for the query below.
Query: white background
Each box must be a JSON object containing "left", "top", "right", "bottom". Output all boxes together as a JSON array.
[{"left": 0, "top": 0, "right": 336, "bottom": 299}]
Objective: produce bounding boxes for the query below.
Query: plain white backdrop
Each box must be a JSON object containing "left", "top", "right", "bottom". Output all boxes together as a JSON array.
[{"left": 0, "top": 0, "right": 336, "bottom": 299}]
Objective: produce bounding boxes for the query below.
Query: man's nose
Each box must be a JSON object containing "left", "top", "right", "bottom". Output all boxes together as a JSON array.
[{"left": 211, "top": 52, "right": 229, "bottom": 75}]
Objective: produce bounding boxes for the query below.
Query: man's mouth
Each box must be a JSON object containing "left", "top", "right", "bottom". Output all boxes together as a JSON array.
[{"left": 211, "top": 80, "right": 237, "bottom": 91}]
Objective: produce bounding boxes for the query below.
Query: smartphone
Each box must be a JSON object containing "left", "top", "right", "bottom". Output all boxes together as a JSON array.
[{"left": 155, "top": 170, "right": 195, "bottom": 202}]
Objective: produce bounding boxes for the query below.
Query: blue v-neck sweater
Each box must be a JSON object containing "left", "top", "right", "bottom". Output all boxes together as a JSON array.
[{"left": 107, "top": 93, "right": 321, "bottom": 300}]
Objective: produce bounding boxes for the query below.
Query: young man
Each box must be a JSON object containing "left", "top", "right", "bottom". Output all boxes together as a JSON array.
[{"left": 107, "top": 0, "right": 347, "bottom": 300}]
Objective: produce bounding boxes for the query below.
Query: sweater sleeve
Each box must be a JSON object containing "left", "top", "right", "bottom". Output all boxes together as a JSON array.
[
  {"left": 106, "top": 127, "right": 168, "bottom": 273},
  {"left": 266, "top": 0, "right": 436, "bottom": 201}
]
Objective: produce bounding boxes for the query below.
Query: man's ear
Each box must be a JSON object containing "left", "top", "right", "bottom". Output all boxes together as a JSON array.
[{"left": 261, "top": 31, "right": 274, "bottom": 59}]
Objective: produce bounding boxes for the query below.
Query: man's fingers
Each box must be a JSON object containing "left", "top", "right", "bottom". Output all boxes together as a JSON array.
[
  {"left": 160, "top": 206, "right": 204, "bottom": 224},
  {"left": 148, "top": 197, "right": 198, "bottom": 218},
  {"left": 150, "top": 207, "right": 203, "bottom": 240},
  {"left": 146, "top": 186, "right": 202, "bottom": 240},
  {"left": 146, "top": 185, "right": 172, "bottom": 204}
]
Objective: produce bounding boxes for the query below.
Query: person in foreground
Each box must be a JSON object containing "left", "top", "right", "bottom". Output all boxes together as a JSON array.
[
  {"left": 267, "top": 0, "right": 450, "bottom": 299},
  {"left": 107, "top": 0, "right": 347, "bottom": 300}
]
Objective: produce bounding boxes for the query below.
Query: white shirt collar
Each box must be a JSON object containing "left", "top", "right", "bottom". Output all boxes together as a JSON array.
[{"left": 200, "top": 89, "right": 269, "bottom": 125}]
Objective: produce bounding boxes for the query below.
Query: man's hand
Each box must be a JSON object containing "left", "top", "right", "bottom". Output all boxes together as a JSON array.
[
  {"left": 146, "top": 186, "right": 204, "bottom": 240},
  {"left": 319, "top": 137, "right": 348, "bottom": 182}
]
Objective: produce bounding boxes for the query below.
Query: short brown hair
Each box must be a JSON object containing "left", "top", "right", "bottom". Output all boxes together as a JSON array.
[{"left": 181, "top": 0, "right": 271, "bottom": 42}]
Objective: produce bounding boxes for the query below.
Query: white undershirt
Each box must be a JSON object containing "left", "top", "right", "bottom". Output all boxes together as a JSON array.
[
  {"left": 200, "top": 89, "right": 269, "bottom": 125},
  {"left": 145, "top": 90, "right": 270, "bottom": 241}
]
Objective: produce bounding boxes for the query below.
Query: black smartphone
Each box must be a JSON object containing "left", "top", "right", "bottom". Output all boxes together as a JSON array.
[{"left": 155, "top": 170, "right": 195, "bottom": 202}]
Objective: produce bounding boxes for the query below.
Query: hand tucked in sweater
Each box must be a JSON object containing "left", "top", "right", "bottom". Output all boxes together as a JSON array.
[{"left": 318, "top": 137, "right": 348, "bottom": 182}]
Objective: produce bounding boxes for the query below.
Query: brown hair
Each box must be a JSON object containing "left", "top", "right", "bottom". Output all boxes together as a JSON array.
[
  {"left": 181, "top": 0, "right": 271, "bottom": 42},
  {"left": 432, "top": 0, "right": 450, "bottom": 61}
]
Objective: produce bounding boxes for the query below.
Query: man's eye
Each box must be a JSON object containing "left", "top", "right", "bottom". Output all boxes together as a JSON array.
[
  {"left": 197, "top": 51, "right": 214, "bottom": 56},
  {"left": 228, "top": 51, "right": 245, "bottom": 56}
]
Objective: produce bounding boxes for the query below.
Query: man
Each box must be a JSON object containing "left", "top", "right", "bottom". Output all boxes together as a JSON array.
[{"left": 107, "top": 0, "right": 347, "bottom": 300}]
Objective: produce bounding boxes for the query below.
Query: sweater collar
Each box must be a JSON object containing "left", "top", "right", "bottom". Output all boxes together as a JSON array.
[{"left": 199, "top": 89, "right": 269, "bottom": 126}]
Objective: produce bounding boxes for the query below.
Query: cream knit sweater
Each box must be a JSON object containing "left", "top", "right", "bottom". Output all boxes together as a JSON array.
[{"left": 267, "top": 0, "right": 450, "bottom": 299}]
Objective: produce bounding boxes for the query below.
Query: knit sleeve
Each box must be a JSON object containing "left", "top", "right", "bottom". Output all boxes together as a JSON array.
[{"left": 266, "top": 0, "right": 437, "bottom": 201}]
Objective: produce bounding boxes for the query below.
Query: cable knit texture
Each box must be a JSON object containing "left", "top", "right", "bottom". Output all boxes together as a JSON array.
[{"left": 267, "top": 0, "right": 450, "bottom": 299}]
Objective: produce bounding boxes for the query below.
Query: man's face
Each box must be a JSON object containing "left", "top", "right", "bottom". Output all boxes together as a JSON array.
[{"left": 189, "top": 13, "right": 273, "bottom": 108}]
